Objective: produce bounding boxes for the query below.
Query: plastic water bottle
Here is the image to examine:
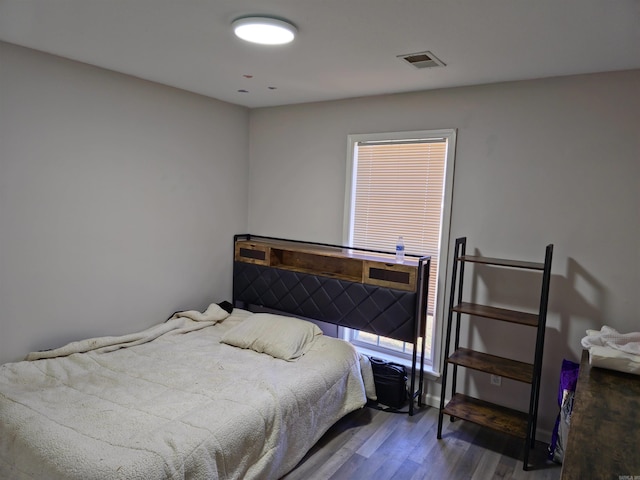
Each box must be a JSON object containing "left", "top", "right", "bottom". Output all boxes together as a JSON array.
[{"left": 395, "top": 236, "right": 405, "bottom": 263}]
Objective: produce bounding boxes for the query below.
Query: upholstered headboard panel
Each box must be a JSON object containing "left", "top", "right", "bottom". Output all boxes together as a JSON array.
[{"left": 233, "top": 262, "right": 417, "bottom": 343}]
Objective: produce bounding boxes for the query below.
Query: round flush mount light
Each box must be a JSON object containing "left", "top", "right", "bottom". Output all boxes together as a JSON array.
[{"left": 232, "top": 16, "right": 297, "bottom": 45}]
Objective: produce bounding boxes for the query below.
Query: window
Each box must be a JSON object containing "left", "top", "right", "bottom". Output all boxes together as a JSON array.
[{"left": 343, "top": 129, "right": 456, "bottom": 369}]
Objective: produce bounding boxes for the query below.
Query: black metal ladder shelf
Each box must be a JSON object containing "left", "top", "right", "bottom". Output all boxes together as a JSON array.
[{"left": 437, "top": 237, "right": 553, "bottom": 471}]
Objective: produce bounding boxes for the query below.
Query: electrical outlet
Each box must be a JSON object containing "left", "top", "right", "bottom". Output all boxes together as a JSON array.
[{"left": 490, "top": 375, "right": 502, "bottom": 386}]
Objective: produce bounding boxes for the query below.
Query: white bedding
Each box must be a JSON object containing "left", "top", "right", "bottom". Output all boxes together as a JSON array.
[{"left": 0, "top": 309, "right": 368, "bottom": 479}]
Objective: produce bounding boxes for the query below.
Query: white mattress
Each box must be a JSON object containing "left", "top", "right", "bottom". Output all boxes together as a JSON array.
[{"left": 0, "top": 309, "right": 367, "bottom": 479}]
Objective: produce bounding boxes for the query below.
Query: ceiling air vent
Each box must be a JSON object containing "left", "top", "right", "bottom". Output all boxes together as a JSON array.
[{"left": 397, "top": 51, "right": 445, "bottom": 69}]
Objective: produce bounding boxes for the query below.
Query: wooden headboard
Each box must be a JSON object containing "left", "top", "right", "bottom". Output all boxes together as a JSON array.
[{"left": 232, "top": 234, "right": 431, "bottom": 414}]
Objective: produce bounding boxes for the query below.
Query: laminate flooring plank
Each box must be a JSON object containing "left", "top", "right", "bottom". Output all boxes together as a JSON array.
[
  {"left": 469, "top": 429, "right": 509, "bottom": 480},
  {"left": 447, "top": 427, "right": 490, "bottom": 479},
  {"left": 326, "top": 452, "right": 368, "bottom": 480},
  {"left": 333, "top": 451, "right": 390, "bottom": 480},
  {"left": 389, "top": 458, "right": 422, "bottom": 480},
  {"left": 493, "top": 435, "right": 521, "bottom": 479},
  {"left": 408, "top": 461, "right": 437, "bottom": 480},
  {"left": 355, "top": 411, "right": 403, "bottom": 458},
  {"left": 420, "top": 420, "right": 477, "bottom": 479},
  {"left": 408, "top": 409, "right": 476, "bottom": 479},
  {"left": 369, "top": 456, "right": 411, "bottom": 480},
  {"left": 405, "top": 408, "right": 443, "bottom": 465},
  {"left": 366, "top": 416, "right": 431, "bottom": 480},
  {"left": 471, "top": 447, "right": 504, "bottom": 480},
  {"left": 285, "top": 445, "right": 353, "bottom": 480},
  {"left": 283, "top": 405, "right": 562, "bottom": 480},
  {"left": 494, "top": 461, "right": 515, "bottom": 479},
  {"left": 373, "top": 411, "right": 429, "bottom": 459}
]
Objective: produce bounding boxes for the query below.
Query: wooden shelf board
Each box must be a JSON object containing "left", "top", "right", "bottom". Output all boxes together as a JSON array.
[
  {"left": 272, "top": 248, "right": 364, "bottom": 283},
  {"left": 442, "top": 393, "right": 529, "bottom": 439},
  {"left": 452, "top": 302, "right": 539, "bottom": 327},
  {"left": 448, "top": 348, "right": 533, "bottom": 383},
  {"left": 458, "top": 255, "right": 544, "bottom": 271}
]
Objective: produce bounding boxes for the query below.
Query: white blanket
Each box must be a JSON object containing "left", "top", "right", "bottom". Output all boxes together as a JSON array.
[
  {"left": 26, "top": 303, "right": 231, "bottom": 361},
  {"left": 581, "top": 325, "right": 640, "bottom": 374},
  {"left": 0, "top": 309, "right": 367, "bottom": 479}
]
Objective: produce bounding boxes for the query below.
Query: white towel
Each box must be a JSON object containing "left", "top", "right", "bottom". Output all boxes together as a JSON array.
[
  {"left": 581, "top": 325, "right": 640, "bottom": 355},
  {"left": 581, "top": 325, "right": 640, "bottom": 375}
]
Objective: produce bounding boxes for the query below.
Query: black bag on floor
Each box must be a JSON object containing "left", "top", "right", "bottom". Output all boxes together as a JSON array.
[{"left": 369, "top": 357, "right": 408, "bottom": 409}]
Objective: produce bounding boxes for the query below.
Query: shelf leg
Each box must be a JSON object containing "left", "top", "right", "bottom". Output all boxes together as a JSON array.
[{"left": 523, "top": 441, "right": 530, "bottom": 471}]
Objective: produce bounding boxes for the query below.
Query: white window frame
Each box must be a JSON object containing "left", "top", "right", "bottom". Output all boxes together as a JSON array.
[{"left": 342, "top": 129, "right": 457, "bottom": 374}]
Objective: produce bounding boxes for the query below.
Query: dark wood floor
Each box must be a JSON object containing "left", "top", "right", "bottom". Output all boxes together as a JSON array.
[{"left": 283, "top": 405, "right": 561, "bottom": 480}]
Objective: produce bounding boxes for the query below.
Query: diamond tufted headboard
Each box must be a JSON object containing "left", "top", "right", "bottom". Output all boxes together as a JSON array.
[{"left": 233, "top": 262, "right": 419, "bottom": 343}]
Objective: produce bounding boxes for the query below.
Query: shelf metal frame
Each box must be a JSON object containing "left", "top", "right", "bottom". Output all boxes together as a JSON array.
[{"left": 437, "top": 236, "right": 553, "bottom": 470}]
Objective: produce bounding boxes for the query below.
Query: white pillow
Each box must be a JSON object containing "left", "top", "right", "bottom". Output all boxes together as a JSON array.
[{"left": 221, "top": 313, "right": 322, "bottom": 361}]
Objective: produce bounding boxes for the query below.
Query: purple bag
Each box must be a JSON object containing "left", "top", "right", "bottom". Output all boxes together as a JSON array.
[{"left": 548, "top": 359, "right": 580, "bottom": 463}]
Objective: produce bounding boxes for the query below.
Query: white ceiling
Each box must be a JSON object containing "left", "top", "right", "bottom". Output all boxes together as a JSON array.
[{"left": 1, "top": 0, "right": 639, "bottom": 108}]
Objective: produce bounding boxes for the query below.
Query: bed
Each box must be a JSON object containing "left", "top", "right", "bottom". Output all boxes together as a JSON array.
[{"left": 0, "top": 235, "right": 430, "bottom": 479}]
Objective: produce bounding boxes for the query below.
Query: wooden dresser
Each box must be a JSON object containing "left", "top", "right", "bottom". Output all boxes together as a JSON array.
[{"left": 561, "top": 350, "right": 640, "bottom": 479}]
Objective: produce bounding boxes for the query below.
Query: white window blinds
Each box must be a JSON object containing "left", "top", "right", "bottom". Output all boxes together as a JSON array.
[{"left": 351, "top": 139, "right": 446, "bottom": 315}]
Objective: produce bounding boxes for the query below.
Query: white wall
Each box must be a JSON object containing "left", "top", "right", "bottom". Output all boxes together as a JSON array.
[
  {"left": 0, "top": 42, "right": 250, "bottom": 364},
  {"left": 248, "top": 70, "right": 640, "bottom": 436}
]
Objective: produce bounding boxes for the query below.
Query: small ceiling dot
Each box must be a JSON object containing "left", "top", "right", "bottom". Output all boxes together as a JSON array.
[
  {"left": 243, "top": 75, "right": 253, "bottom": 79},
  {"left": 237, "top": 89, "right": 249, "bottom": 93},
  {"left": 268, "top": 86, "right": 277, "bottom": 90}
]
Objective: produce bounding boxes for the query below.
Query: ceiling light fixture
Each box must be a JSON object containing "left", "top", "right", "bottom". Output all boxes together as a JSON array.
[{"left": 232, "top": 16, "right": 297, "bottom": 45}]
